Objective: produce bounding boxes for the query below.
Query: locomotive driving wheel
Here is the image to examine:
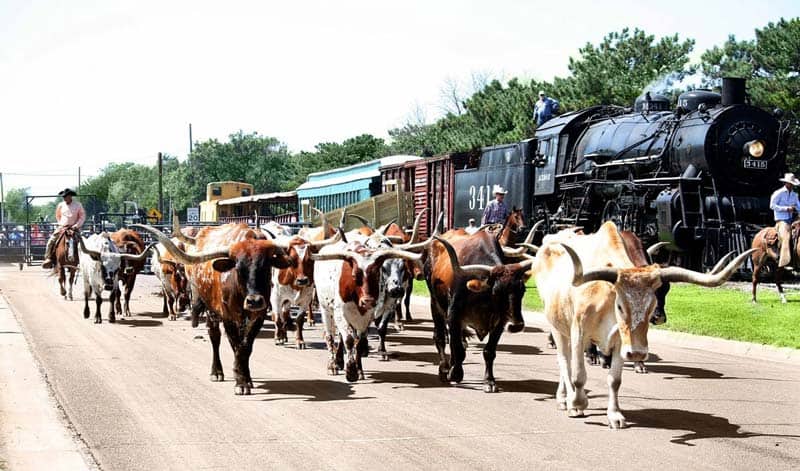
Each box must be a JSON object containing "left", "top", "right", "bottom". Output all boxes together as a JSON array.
[{"left": 601, "top": 200, "right": 624, "bottom": 227}]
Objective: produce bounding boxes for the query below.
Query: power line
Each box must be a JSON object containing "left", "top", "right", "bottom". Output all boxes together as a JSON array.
[{"left": 2, "top": 172, "right": 96, "bottom": 177}]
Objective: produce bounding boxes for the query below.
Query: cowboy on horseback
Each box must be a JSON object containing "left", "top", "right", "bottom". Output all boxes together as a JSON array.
[
  {"left": 41, "top": 188, "right": 85, "bottom": 269},
  {"left": 769, "top": 173, "right": 800, "bottom": 268}
]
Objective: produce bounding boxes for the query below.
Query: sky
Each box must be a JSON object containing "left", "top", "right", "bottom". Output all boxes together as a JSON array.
[{"left": 1, "top": 0, "right": 798, "bottom": 200}]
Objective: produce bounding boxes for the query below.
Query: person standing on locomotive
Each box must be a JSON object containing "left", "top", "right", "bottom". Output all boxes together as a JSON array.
[
  {"left": 482, "top": 185, "right": 510, "bottom": 225},
  {"left": 769, "top": 173, "right": 800, "bottom": 268},
  {"left": 533, "top": 90, "right": 559, "bottom": 126},
  {"left": 41, "top": 188, "right": 85, "bottom": 269}
]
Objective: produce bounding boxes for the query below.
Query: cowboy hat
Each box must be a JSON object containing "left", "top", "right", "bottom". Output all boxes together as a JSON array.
[
  {"left": 58, "top": 188, "right": 77, "bottom": 197},
  {"left": 779, "top": 173, "right": 800, "bottom": 186},
  {"left": 492, "top": 184, "right": 508, "bottom": 195}
]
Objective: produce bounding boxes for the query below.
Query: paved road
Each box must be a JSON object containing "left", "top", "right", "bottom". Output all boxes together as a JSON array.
[{"left": 1, "top": 265, "right": 798, "bottom": 470}]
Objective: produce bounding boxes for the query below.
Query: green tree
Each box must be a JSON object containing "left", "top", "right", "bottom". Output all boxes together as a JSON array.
[
  {"left": 1, "top": 187, "right": 56, "bottom": 223},
  {"left": 553, "top": 28, "right": 696, "bottom": 110}
]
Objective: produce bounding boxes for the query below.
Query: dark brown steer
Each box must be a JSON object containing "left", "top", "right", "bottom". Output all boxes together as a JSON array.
[
  {"left": 110, "top": 229, "right": 146, "bottom": 317},
  {"left": 425, "top": 230, "right": 533, "bottom": 392},
  {"left": 133, "top": 223, "right": 291, "bottom": 395}
]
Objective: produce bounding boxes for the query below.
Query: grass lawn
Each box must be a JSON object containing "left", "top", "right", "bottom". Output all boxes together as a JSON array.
[{"left": 413, "top": 280, "right": 800, "bottom": 349}]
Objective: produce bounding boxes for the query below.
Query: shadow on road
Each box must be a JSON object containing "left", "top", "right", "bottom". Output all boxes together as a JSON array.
[
  {"left": 391, "top": 350, "right": 440, "bottom": 365},
  {"left": 116, "top": 318, "right": 163, "bottom": 327},
  {"left": 369, "top": 370, "right": 445, "bottom": 389},
  {"left": 614, "top": 408, "right": 800, "bottom": 446},
  {"left": 493, "top": 343, "right": 542, "bottom": 356},
  {"left": 255, "top": 379, "right": 371, "bottom": 402},
  {"left": 136, "top": 311, "right": 169, "bottom": 319},
  {"left": 495, "top": 378, "right": 559, "bottom": 397}
]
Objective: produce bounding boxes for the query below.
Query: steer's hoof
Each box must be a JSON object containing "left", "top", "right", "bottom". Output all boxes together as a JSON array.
[
  {"left": 94, "top": 318, "right": 102, "bottom": 324},
  {"left": 447, "top": 366, "right": 464, "bottom": 384},
  {"left": 607, "top": 411, "right": 628, "bottom": 429},
  {"left": 109, "top": 316, "right": 116, "bottom": 324},
  {"left": 568, "top": 408, "right": 585, "bottom": 418},
  {"left": 380, "top": 352, "right": 389, "bottom": 362},
  {"left": 296, "top": 341, "right": 306, "bottom": 350},
  {"left": 634, "top": 362, "right": 648, "bottom": 374},
  {"left": 438, "top": 362, "right": 450, "bottom": 383},
  {"left": 210, "top": 372, "right": 224, "bottom": 382},
  {"left": 83, "top": 308, "right": 90, "bottom": 319},
  {"left": 483, "top": 382, "right": 499, "bottom": 393},
  {"left": 557, "top": 402, "right": 567, "bottom": 411},
  {"left": 234, "top": 384, "right": 251, "bottom": 395}
]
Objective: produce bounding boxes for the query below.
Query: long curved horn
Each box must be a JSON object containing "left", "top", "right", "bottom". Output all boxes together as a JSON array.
[
  {"left": 646, "top": 242, "right": 669, "bottom": 262},
  {"left": 502, "top": 245, "right": 528, "bottom": 257},
  {"left": 709, "top": 251, "right": 734, "bottom": 274},
  {"left": 373, "top": 248, "right": 423, "bottom": 265},
  {"left": 659, "top": 249, "right": 756, "bottom": 286},
  {"left": 375, "top": 218, "right": 397, "bottom": 235},
  {"left": 347, "top": 214, "right": 373, "bottom": 230},
  {"left": 519, "top": 243, "right": 539, "bottom": 254},
  {"left": 130, "top": 224, "right": 230, "bottom": 265},
  {"left": 307, "top": 229, "right": 343, "bottom": 249},
  {"left": 171, "top": 209, "right": 196, "bottom": 245},
  {"left": 119, "top": 242, "right": 157, "bottom": 262},
  {"left": 432, "top": 212, "right": 445, "bottom": 237},
  {"left": 395, "top": 232, "right": 435, "bottom": 252},
  {"left": 560, "top": 243, "right": 619, "bottom": 286},
  {"left": 522, "top": 219, "right": 545, "bottom": 245},
  {"left": 312, "top": 207, "right": 331, "bottom": 237},
  {"left": 78, "top": 236, "right": 101, "bottom": 261},
  {"left": 261, "top": 228, "right": 276, "bottom": 239},
  {"left": 338, "top": 207, "right": 347, "bottom": 232},
  {"left": 434, "top": 236, "right": 493, "bottom": 277},
  {"left": 310, "top": 251, "right": 360, "bottom": 264},
  {"left": 407, "top": 208, "right": 427, "bottom": 243}
]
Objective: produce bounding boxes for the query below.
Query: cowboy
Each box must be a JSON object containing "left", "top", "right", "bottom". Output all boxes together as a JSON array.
[
  {"left": 769, "top": 173, "right": 800, "bottom": 267},
  {"left": 533, "top": 90, "right": 560, "bottom": 126},
  {"left": 482, "top": 185, "right": 510, "bottom": 225},
  {"left": 41, "top": 188, "right": 86, "bottom": 269}
]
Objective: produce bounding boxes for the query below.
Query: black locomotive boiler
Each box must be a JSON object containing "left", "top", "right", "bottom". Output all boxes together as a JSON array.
[{"left": 450, "top": 78, "right": 790, "bottom": 271}]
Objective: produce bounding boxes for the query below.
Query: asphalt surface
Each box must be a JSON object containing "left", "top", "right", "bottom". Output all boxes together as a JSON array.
[{"left": 0, "top": 264, "right": 798, "bottom": 470}]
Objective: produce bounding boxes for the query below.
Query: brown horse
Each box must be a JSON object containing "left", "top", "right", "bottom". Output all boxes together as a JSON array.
[
  {"left": 52, "top": 228, "right": 80, "bottom": 300},
  {"left": 498, "top": 207, "right": 526, "bottom": 247},
  {"left": 751, "top": 220, "right": 800, "bottom": 303}
]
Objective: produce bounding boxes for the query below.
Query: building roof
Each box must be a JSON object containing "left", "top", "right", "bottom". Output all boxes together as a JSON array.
[{"left": 216, "top": 191, "right": 297, "bottom": 206}]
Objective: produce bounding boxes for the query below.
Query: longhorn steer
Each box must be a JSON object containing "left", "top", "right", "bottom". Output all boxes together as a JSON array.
[
  {"left": 78, "top": 233, "right": 152, "bottom": 324},
  {"left": 269, "top": 232, "right": 340, "bottom": 348},
  {"left": 151, "top": 239, "right": 191, "bottom": 320},
  {"left": 425, "top": 230, "right": 533, "bottom": 392},
  {"left": 133, "top": 223, "right": 291, "bottom": 395},
  {"left": 109, "top": 229, "right": 146, "bottom": 318},
  {"left": 313, "top": 237, "right": 423, "bottom": 381},
  {"left": 533, "top": 221, "right": 753, "bottom": 428}
]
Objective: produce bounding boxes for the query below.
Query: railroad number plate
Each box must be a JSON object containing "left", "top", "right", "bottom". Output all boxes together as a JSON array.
[{"left": 743, "top": 159, "right": 767, "bottom": 169}]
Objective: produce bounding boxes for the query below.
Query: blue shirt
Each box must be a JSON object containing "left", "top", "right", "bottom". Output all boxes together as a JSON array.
[
  {"left": 482, "top": 199, "right": 509, "bottom": 225},
  {"left": 769, "top": 186, "right": 800, "bottom": 222},
  {"left": 534, "top": 97, "right": 560, "bottom": 126}
]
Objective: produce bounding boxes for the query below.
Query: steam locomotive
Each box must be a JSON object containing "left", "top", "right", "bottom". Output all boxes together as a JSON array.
[{"left": 452, "top": 78, "right": 791, "bottom": 270}]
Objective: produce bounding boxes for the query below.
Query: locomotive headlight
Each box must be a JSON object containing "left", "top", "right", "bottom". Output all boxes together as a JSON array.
[{"left": 744, "top": 140, "right": 765, "bottom": 158}]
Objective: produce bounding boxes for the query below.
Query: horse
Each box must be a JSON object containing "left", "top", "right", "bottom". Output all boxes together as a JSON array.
[
  {"left": 498, "top": 207, "right": 526, "bottom": 247},
  {"left": 52, "top": 228, "right": 80, "bottom": 300},
  {"left": 751, "top": 220, "right": 800, "bottom": 303}
]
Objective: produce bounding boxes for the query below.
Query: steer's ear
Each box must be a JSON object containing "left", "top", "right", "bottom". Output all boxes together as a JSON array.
[
  {"left": 271, "top": 247, "right": 292, "bottom": 269},
  {"left": 466, "top": 278, "right": 490, "bottom": 292},
  {"left": 211, "top": 258, "right": 236, "bottom": 272}
]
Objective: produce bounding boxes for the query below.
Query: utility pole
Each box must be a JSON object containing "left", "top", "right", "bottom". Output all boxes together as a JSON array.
[
  {"left": 0, "top": 172, "right": 4, "bottom": 225},
  {"left": 189, "top": 123, "right": 193, "bottom": 154},
  {"left": 158, "top": 152, "right": 163, "bottom": 223},
  {"left": 77, "top": 166, "right": 81, "bottom": 194}
]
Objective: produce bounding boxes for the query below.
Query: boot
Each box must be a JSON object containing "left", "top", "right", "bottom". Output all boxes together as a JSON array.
[
  {"left": 777, "top": 222, "right": 791, "bottom": 268},
  {"left": 41, "top": 235, "right": 55, "bottom": 269}
]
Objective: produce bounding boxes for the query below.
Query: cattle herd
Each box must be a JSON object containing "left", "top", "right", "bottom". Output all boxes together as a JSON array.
[{"left": 47, "top": 208, "right": 753, "bottom": 429}]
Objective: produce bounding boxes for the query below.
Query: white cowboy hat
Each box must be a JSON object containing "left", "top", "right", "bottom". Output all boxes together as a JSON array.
[
  {"left": 492, "top": 184, "right": 508, "bottom": 195},
  {"left": 779, "top": 173, "right": 800, "bottom": 186}
]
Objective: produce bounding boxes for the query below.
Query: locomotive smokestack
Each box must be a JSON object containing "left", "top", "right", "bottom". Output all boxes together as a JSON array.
[{"left": 722, "top": 77, "right": 746, "bottom": 106}]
